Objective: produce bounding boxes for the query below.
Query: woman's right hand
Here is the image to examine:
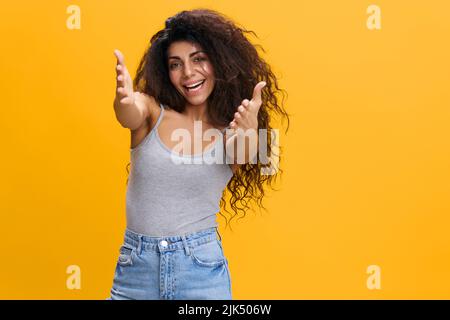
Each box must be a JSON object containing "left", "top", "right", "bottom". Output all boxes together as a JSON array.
[{"left": 114, "top": 49, "right": 136, "bottom": 108}]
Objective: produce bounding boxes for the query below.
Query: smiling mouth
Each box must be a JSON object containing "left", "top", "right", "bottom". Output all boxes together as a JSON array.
[{"left": 183, "top": 80, "right": 205, "bottom": 92}]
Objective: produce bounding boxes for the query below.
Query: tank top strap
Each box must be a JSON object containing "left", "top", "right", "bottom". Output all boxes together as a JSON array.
[
  {"left": 220, "top": 125, "right": 232, "bottom": 135},
  {"left": 153, "top": 103, "right": 165, "bottom": 130}
]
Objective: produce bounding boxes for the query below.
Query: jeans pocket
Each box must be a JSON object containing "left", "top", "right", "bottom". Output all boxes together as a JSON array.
[
  {"left": 190, "top": 239, "right": 226, "bottom": 268},
  {"left": 117, "top": 243, "right": 135, "bottom": 267}
]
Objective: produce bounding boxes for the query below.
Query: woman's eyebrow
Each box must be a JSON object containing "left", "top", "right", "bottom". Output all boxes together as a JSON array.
[{"left": 168, "top": 50, "right": 205, "bottom": 60}]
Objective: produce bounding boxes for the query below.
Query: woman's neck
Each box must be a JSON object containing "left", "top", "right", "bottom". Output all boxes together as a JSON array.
[{"left": 183, "top": 102, "right": 210, "bottom": 123}]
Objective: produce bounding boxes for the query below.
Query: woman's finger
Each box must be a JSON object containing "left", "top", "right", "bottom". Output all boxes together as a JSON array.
[
  {"left": 114, "top": 49, "right": 125, "bottom": 65},
  {"left": 120, "top": 95, "right": 134, "bottom": 105},
  {"left": 114, "top": 50, "right": 130, "bottom": 78},
  {"left": 251, "top": 81, "right": 266, "bottom": 107},
  {"left": 117, "top": 73, "right": 126, "bottom": 87},
  {"left": 117, "top": 85, "right": 129, "bottom": 96},
  {"left": 116, "top": 66, "right": 131, "bottom": 89}
]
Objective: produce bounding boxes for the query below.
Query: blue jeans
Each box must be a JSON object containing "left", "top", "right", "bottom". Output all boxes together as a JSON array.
[{"left": 107, "top": 227, "right": 232, "bottom": 300}]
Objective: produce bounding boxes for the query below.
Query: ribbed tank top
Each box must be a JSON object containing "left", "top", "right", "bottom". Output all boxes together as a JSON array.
[{"left": 125, "top": 103, "right": 234, "bottom": 237}]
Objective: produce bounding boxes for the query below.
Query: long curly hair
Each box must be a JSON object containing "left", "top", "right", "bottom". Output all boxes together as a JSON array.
[{"left": 126, "top": 8, "right": 290, "bottom": 229}]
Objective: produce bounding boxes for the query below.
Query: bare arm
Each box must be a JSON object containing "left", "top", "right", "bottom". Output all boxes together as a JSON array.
[
  {"left": 113, "top": 49, "right": 149, "bottom": 130},
  {"left": 224, "top": 81, "right": 266, "bottom": 173}
]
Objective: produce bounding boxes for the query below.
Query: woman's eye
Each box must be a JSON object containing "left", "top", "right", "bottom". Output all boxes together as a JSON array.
[
  {"left": 169, "top": 57, "right": 206, "bottom": 69},
  {"left": 194, "top": 57, "right": 205, "bottom": 62}
]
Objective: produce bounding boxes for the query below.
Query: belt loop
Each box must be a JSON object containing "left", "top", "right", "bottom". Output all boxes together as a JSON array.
[
  {"left": 137, "top": 235, "right": 143, "bottom": 256},
  {"left": 215, "top": 227, "right": 222, "bottom": 242},
  {"left": 181, "top": 234, "right": 191, "bottom": 256}
]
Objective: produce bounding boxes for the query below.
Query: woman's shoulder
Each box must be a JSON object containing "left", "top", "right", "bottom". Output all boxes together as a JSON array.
[{"left": 129, "top": 94, "right": 164, "bottom": 149}]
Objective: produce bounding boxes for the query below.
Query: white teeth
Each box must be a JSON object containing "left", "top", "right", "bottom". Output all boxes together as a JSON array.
[{"left": 185, "top": 80, "right": 204, "bottom": 89}]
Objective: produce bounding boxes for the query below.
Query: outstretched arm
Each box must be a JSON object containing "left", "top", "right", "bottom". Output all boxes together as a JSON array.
[
  {"left": 224, "top": 81, "right": 266, "bottom": 172},
  {"left": 113, "top": 49, "right": 150, "bottom": 130}
]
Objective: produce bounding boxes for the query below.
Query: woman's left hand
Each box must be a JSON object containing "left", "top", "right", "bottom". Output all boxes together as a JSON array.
[{"left": 229, "top": 81, "right": 266, "bottom": 135}]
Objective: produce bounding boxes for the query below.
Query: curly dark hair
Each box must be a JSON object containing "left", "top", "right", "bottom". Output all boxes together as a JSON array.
[{"left": 126, "top": 8, "right": 290, "bottom": 230}]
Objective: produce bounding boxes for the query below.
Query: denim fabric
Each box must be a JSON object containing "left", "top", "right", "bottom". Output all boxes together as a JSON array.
[{"left": 106, "top": 227, "right": 232, "bottom": 300}]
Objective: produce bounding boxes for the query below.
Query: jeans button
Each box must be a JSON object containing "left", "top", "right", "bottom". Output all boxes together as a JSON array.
[{"left": 160, "top": 240, "right": 168, "bottom": 247}]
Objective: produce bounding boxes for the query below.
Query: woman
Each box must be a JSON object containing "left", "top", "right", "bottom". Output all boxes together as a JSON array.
[{"left": 108, "top": 8, "right": 290, "bottom": 300}]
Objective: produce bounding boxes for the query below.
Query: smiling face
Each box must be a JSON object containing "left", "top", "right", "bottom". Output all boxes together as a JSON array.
[{"left": 167, "top": 41, "right": 215, "bottom": 106}]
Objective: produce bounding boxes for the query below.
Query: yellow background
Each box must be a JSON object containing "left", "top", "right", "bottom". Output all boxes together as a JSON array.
[{"left": 1, "top": 0, "right": 449, "bottom": 299}]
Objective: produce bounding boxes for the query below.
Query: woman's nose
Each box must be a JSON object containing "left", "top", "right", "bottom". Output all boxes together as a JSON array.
[{"left": 183, "top": 62, "right": 195, "bottom": 78}]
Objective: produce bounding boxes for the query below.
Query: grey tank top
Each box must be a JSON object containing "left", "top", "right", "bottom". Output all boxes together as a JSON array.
[{"left": 125, "top": 103, "right": 234, "bottom": 237}]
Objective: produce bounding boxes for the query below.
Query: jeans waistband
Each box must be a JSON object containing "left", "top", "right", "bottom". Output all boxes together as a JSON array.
[{"left": 123, "top": 227, "right": 220, "bottom": 255}]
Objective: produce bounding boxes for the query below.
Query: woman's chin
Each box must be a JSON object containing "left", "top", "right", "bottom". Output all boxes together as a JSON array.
[{"left": 185, "top": 96, "right": 208, "bottom": 106}]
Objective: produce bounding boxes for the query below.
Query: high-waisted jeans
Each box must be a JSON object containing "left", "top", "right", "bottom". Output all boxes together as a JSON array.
[{"left": 107, "top": 227, "right": 232, "bottom": 300}]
